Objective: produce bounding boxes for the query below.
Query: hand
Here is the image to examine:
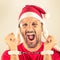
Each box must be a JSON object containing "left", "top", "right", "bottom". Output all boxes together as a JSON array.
[
  {"left": 5, "top": 32, "right": 20, "bottom": 50},
  {"left": 44, "top": 35, "right": 57, "bottom": 50}
]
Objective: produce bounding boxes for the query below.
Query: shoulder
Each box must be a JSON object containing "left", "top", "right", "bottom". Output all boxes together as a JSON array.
[
  {"left": 52, "top": 48, "right": 60, "bottom": 60},
  {"left": 18, "top": 43, "right": 24, "bottom": 51},
  {"left": 18, "top": 43, "right": 23, "bottom": 49},
  {"left": 1, "top": 50, "right": 10, "bottom": 60},
  {"left": 52, "top": 48, "right": 60, "bottom": 54}
]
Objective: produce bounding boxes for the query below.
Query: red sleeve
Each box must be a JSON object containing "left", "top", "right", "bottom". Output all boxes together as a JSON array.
[
  {"left": 52, "top": 49, "right": 60, "bottom": 60},
  {"left": 1, "top": 50, "right": 10, "bottom": 60}
]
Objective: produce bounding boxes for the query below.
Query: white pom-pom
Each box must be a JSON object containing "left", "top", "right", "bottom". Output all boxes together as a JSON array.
[
  {"left": 41, "top": 50, "right": 54, "bottom": 55},
  {"left": 44, "top": 13, "right": 50, "bottom": 19},
  {"left": 54, "top": 45, "right": 60, "bottom": 52}
]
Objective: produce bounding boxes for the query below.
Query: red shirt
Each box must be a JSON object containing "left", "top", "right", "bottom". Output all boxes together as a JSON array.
[{"left": 1, "top": 43, "right": 60, "bottom": 60}]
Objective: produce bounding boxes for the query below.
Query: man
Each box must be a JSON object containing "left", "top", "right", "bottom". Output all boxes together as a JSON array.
[{"left": 1, "top": 5, "right": 60, "bottom": 60}]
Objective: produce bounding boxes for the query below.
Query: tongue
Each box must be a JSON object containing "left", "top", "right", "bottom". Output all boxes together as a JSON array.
[{"left": 27, "top": 35, "right": 35, "bottom": 40}]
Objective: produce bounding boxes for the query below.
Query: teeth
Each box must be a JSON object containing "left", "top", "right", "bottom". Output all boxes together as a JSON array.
[{"left": 26, "top": 33, "right": 35, "bottom": 35}]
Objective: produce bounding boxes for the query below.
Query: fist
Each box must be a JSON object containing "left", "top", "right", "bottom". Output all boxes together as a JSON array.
[
  {"left": 5, "top": 33, "right": 20, "bottom": 50},
  {"left": 44, "top": 35, "right": 57, "bottom": 50}
]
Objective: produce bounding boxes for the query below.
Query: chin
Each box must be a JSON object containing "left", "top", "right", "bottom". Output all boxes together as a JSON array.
[{"left": 27, "top": 40, "right": 39, "bottom": 48}]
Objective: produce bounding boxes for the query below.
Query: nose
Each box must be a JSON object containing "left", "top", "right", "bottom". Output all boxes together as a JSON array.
[{"left": 26, "top": 24, "right": 34, "bottom": 32}]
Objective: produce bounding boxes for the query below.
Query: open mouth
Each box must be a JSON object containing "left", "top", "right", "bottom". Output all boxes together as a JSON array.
[{"left": 26, "top": 33, "right": 35, "bottom": 41}]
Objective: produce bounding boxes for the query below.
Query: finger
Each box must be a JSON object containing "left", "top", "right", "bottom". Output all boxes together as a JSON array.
[
  {"left": 5, "top": 33, "right": 15, "bottom": 43},
  {"left": 17, "top": 33, "right": 20, "bottom": 43},
  {"left": 46, "top": 35, "right": 52, "bottom": 43},
  {"left": 47, "top": 35, "right": 57, "bottom": 45}
]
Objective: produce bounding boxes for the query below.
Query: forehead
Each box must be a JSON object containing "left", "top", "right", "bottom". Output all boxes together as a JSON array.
[{"left": 20, "top": 17, "right": 40, "bottom": 23}]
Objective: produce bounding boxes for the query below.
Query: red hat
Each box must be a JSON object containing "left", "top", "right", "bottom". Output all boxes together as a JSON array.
[{"left": 18, "top": 5, "right": 46, "bottom": 23}]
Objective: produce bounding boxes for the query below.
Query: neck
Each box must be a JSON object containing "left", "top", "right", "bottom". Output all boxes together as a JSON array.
[{"left": 23, "top": 41, "right": 42, "bottom": 52}]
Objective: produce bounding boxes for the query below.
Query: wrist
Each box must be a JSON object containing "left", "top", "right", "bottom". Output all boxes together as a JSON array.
[
  {"left": 9, "top": 47, "right": 18, "bottom": 51},
  {"left": 8, "top": 50, "right": 21, "bottom": 55},
  {"left": 44, "top": 54, "right": 52, "bottom": 60},
  {"left": 41, "top": 50, "right": 54, "bottom": 55}
]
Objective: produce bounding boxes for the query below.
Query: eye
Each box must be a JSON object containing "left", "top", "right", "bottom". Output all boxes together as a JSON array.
[
  {"left": 23, "top": 23, "right": 28, "bottom": 27},
  {"left": 32, "top": 22, "right": 37, "bottom": 27}
]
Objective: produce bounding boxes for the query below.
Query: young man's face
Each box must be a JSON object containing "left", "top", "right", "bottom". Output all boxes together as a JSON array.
[{"left": 19, "top": 17, "right": 43, "bottom": 48}]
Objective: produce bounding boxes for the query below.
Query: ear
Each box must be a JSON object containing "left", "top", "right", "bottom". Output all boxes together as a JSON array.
[
  {"left": 18, "top": 22, "right": 21, "bottom": 33},
  {"left": 41, "top": 23, "right": 43, "bottom": 32},
  {"left": 18, "top": 23, "right": 20, "bottom": 28}
]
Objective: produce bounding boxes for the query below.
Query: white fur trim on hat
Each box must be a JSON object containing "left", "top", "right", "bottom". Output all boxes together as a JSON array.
[{"left": 19, "top": 12, "right": 45, "bottom": 24}]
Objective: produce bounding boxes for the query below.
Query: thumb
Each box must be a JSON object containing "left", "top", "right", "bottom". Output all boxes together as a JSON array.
[
  {"left": 17, "top": 32, "right": 20, "bottom": 44},
  {"left": 15, "top": 29, "right": 20, "bottom": 45}
]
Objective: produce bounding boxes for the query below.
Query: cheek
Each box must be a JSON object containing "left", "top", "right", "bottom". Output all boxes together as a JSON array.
[
  {"left": 20, "top": 28, "right": 26, "bottom": 36},
  {"left": 35, "top": 27, "right": 42, "bottom": 40},
  {"left": 35, "top": 27, "right": 42, "bottom": 35}
]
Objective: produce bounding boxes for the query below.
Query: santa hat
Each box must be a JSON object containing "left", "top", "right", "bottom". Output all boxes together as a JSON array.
[{"left": 18, "top": 5, "right": 47, "bottom": 23}]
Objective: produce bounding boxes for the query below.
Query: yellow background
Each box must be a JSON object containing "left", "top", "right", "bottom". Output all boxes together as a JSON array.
[{"left": 0, "top": 0, "right": 60, "bottom": 59}]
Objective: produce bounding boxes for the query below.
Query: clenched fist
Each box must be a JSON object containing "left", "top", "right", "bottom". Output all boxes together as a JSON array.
[
  {"left": 44, "top": 35, "right": 57, "bottom": 50},
  {"left": 5, "top": 32, "right": 20, "bottom": 50}
]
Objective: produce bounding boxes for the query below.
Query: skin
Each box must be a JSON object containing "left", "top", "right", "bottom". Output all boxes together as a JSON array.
[
  {"left": 19, "top": 17, "right": 43, "bottom": 51},
  {"left": 5, "top": 17, "right": 57, "bottom": 60}
]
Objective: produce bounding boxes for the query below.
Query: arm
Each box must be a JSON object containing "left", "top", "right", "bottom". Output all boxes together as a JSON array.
[
  {"left": 9, "top": 48, "right": 19, "bottom": 60},
  {"left": 10, "top": 55, "right": 19, "bottom": 60},
  {"left": 43, "top": 35, "right": 57, "bottom": 60},
  {"left": 1, "top": 50, "right": 19, "bottom": 60},
  {"left": 44, "top": 55, "right": 52, "bottom": 60},
  {"left": 4, "top": 32, "right": 20, "bottom": 60}
]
